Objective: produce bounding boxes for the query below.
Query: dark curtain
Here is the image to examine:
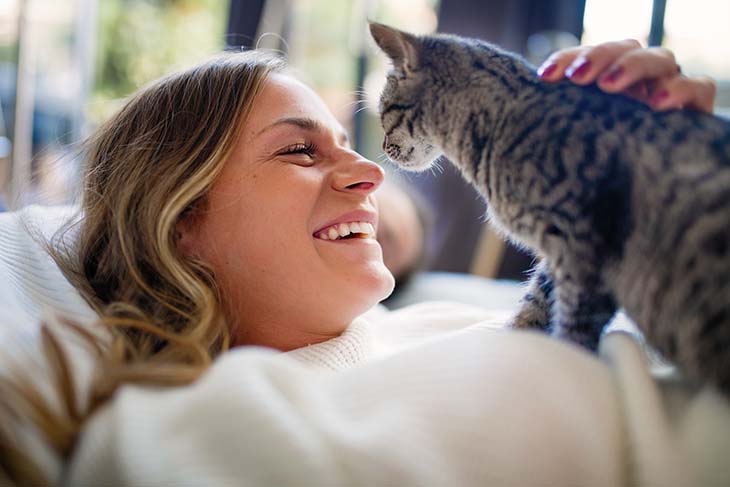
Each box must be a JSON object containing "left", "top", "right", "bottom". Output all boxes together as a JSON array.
[
  {"left": 409, "top": 0, "right": 585, "bottom": 278},
  {"left": 226, "top": 0, "right": 267, "bottom": 48}
]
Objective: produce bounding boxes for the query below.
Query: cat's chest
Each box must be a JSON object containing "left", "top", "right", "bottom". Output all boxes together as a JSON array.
[{"left": 485, "top": 195, "right": 549, "bottom": 250}]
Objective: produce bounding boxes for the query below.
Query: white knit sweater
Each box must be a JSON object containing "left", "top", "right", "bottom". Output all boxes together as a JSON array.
[{"left": 64, "top": 306, "right": 730, "bottom": 487}]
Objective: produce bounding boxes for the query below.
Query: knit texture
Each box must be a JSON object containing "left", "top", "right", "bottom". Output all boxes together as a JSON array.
[
  {"left": 0, "top": 206, "right": 96, "bottom": 326},
  {"left": 66, "top": 317, "right": 730, "bottom": 486},
  {"left": 286, "top": 302, "right": 510, "bottom": 370}
]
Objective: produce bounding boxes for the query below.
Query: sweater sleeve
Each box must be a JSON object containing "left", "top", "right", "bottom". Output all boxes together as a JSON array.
[{"left": 65, "top": 328, "right": 626, "bottom": 486}]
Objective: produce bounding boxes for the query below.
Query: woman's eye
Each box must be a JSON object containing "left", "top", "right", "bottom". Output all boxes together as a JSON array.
[{"left": 279, "top": 142, "right": 316, "bottom": 159}]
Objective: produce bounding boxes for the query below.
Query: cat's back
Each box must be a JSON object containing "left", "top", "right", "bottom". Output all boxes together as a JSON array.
[
  {"left": 621, "top": 103, "right": 730, "bottom": 228},
  {"left": 612, "top": 100, "right": 730, "bottom": 342},
  {"left": 527, "top": 81, "right": 730, "bottom": 202},
  {"left": 534, "top": 80, "right": 730, "bottom": 156}
]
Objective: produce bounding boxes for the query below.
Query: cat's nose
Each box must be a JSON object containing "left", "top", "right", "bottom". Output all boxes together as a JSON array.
[{"left": 382, "top": 135, "right": 389, "bottom": 151}]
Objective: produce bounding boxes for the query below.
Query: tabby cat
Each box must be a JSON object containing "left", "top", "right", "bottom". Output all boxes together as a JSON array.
[{"left": 370, "top": 22, "right": 730, "bottom": 392}]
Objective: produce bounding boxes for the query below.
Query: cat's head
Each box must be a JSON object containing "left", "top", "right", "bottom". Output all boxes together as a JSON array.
[{"left": 369, "top": 22, "right": 454, "bottom": 171}]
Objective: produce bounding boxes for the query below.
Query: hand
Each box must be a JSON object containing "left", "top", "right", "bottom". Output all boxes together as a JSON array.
[{"left": 536, "top": 39, "right": 717, "bottom": 114}]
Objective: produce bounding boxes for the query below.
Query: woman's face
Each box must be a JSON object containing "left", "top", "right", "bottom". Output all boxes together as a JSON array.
[{"left": 183, "top": 74, "right": 395, "bottom": 351}]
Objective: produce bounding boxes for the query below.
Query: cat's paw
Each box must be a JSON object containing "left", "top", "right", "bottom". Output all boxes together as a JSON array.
[
  {"left": 551, "top": 326, "right": 601, "bottom": 352},
  {"left": 510, "top": 306, "right": 551, "bottom": 332}
]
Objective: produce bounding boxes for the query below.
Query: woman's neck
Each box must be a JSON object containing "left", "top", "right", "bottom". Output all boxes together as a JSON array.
[{"left": 232, "top": 321, "right": 348, "bottom": 352}]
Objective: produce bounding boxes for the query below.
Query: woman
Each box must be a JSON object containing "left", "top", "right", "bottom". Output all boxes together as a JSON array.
[{"left": 1, "top": 39, "right": 721, "bottom": 485}]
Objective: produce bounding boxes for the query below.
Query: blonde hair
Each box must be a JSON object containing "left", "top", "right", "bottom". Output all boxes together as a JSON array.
[{"left": 0, "top": 50, "right": 285, "bottom": 485}]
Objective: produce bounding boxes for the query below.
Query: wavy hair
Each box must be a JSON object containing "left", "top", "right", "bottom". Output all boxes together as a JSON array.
[{"left": 0, "top": 50, "right": 285, "bottom": 485}]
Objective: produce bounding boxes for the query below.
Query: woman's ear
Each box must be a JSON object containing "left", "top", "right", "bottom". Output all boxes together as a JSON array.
[{"left": 175, "top": 212, "right": 201, "bottom": 258}]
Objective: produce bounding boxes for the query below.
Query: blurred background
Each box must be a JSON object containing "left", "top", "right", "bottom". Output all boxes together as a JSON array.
[{"left": 0, "top": 0, "right": 728, "bottom": 281}]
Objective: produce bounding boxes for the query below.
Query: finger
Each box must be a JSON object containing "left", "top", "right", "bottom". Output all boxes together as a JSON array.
[
  {"left": 622, "top": 80, "right": 654, "bottom": 103},
  {"left": 597, "top": 47, "right": 679, "bottom": 94},
  {"left": 562, "top": 39, "right": 644, "bottom": 86},
  {"left": 649, "top": 75, "right": 717, "bottom": 113},
  {"left": 536, "top": 46, "right": 589, "bottom": 81}
]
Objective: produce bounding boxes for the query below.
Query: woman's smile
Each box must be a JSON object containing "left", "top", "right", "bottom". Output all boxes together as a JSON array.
[
  {"left": 313, "top": 208, "right": 378, "bottom": 240},
  {"left": 314, "top": 221, "right": 376, "bottom": 241}
]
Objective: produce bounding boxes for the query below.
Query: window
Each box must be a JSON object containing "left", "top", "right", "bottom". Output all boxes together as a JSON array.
[
  {"left": 582, "top": 0, "right": 654, "bottom": 45},
  {"left": 0, "top": 0, "right": 228, "bottom": 208},
  {"left": 663, "top": 0, "right": 730, "bottom": 116},
  {"left": 583, "top": 0, "right": 730, "bottom": 115}
]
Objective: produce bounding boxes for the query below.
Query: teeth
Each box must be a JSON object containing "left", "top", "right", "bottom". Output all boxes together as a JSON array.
[{"left": 316, "top": 221, "right": 375, "bottom": 241}]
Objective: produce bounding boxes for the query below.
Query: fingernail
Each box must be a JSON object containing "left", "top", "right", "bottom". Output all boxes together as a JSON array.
[
  {"left": 537, "top": 62, "right": 557, "bottom": 78},
  {"left": 599, "top": 65, "right": 624, "bottom": 84},
  {"left": 650, "top": 90, "right": 670, "bottom": 105},
  {"left": 566, "top": 58, "right": 591, "bottom": 79}
]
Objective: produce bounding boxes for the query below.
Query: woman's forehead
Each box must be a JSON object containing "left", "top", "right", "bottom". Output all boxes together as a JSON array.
[{"left": 252, "top": 74, "right": 341, "bottom": 128}]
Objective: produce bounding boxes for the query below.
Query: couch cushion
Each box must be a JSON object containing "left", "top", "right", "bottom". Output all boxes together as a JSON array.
[{"left": 0, "top": 206, "right": 97, "bottom": 343}]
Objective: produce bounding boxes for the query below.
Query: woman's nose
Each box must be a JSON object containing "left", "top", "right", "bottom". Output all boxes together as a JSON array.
[{"left": 332, "top": 152, "right": 384, "bottom": 194}]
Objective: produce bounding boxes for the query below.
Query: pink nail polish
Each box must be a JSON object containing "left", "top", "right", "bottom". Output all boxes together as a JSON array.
[
  {"left": 600, "top": 65, "right": 624, "bottom": 84},
  {"left": 537, "top": 62, "right": 557, "bottom": 78},
  {"left": 651, "top": 90, "right": 669, "bottom": 105},
  {"left": 566, "top": 59, "right": 591, "bottom": 79}
]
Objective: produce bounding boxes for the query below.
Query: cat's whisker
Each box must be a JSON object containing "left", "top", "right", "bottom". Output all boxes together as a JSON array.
[
  {"left": 353, "top": 105, "right": 372, "bottom": 115},
  {"left": 342, "top": 99, "right": 367, "bottom": 110},
  {"left": 343, "top": 99, "right": 378, "bottom": 115},
  {"left": 346, "top": 91, "right": 371, "bottom": 105},
  {"left": 430, "top": 159, "right": 445, "bottom": 175},
  {"left": 347, "top": 89, "right": 369, "bottom": 97}
]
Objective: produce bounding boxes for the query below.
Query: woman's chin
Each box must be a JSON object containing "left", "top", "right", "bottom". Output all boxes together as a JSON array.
[
  {"left": 378, "top": 268, "right": 397, "bottom": 301},
  {"left": 324, "top": 261, "right": 395, "bottom": 321},
  {"left": 355, "top": 264, "right": 396, "bottom": 311}
]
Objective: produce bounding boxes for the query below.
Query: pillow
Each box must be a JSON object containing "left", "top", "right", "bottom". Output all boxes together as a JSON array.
[
  {"left": 0, "top": 205, "right": 97, "bottom": 350},
  {"left": 0, "top": 205, "right": 99, "bottom": 484}
]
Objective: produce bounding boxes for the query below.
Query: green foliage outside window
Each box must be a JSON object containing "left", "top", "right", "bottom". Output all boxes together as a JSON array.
[{"left": 92, "top": 0, "right": 227, "bottom": 122}]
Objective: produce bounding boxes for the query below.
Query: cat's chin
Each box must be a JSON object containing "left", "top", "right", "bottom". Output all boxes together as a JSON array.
[
  {"left": 386, "top": 146, "right": 442, "bottom": 172},
  {"left": 394, "top": 156, "right": 439, "bottom": 172}
]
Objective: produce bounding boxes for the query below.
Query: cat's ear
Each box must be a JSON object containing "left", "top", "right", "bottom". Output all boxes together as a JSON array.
[{"left": 369, "top": 22, "right": 421, "bottom": 74}]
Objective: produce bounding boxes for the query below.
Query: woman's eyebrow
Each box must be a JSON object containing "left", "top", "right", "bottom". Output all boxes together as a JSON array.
[{"left": 256, "top": 116, "right": 350, "bottom": 146}]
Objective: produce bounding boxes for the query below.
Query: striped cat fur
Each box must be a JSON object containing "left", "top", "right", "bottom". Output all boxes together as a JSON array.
[{"left": 370, "top": 23, "right": 730, "bottom": 393}]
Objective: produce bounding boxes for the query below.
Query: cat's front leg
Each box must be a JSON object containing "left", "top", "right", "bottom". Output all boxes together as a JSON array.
[
  {"left": 550, "top": 271, "right": 618, "bottom": 352},
  {"left": 511, "top": 260, "right": 554, "bottom": 332}
]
